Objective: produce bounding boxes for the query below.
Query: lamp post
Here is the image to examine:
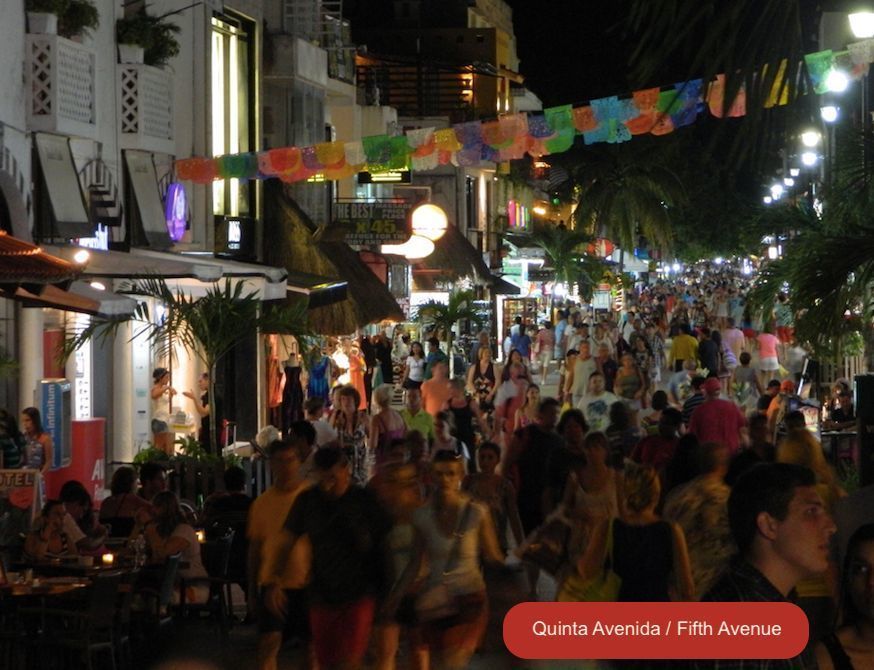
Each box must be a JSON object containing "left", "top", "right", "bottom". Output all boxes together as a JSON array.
[{"left": 850, "top": 11, "right": 874, "bottom": 173}]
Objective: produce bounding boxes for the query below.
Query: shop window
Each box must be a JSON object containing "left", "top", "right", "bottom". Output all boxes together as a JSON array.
[{"left": 211, "top": 14, "right": 256, "bottom": 218}]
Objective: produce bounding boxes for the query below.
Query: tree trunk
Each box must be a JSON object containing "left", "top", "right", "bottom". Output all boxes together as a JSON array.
[{"left": 208, "top": 359, "right": 219, "bottom": 457}]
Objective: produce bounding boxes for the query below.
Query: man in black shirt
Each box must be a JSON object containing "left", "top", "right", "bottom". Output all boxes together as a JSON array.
[
  {"left": 697, "top": 463, "right": 836, "bottom": 669},
  {"left": 267, "top": 447, "right": 391, "bottom": 670}
]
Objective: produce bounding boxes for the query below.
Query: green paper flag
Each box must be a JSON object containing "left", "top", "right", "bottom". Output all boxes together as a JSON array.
[
  {"left": 804, "top": 50, "right": 834, "bottom": 94},
  {"left": 544, "top": 105, "right": 575, "bottom": 153}
]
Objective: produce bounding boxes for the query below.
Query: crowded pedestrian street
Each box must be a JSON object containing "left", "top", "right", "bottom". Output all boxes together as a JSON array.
[{"left": 4, "top": 1, "right": 874, "bottom": 669}]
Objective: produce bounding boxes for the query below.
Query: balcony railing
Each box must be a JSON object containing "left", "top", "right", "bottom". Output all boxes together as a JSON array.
[
  {"left": 118, "top": 64, "right": 174, "bottom": 155},
  {"left": 26, "top": 34, "right": 97, "bottom": 139}
]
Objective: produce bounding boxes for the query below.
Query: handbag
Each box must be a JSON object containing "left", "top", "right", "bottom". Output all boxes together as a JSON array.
[
  {"left": 516, "top": 508, "right": 572, "bottom": 576},
  {"left": 557, "top": 518, "right": 622, "bottom": 602},
  {"left": 415, "top": 502, "right": 475, "bottom": 623}
]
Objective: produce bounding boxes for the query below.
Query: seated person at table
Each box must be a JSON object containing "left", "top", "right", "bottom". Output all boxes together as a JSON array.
[
  {"left": 59, "top": 480, "right": 107, "bottom": 555},
  {"left": 99, "top": 466, "right": 151, "bottom": 537},
  {"left": 141, "top": 490, "right": 209, "bottom": 604},
  {"left": 24, "top": 500, "right": 77, "bottom": 559},
  {"left": 824, "top": 381, "right": 856, "bottom": 432}
]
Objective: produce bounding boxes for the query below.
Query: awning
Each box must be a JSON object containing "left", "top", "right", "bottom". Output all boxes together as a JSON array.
[
  {"left": 170, "top": 252, "right": 290, "bottom": 301},
  {"left": 0, "top": 281, "right": 136, "bottom": 318},
  {"left": 285, "top": 270, "right": 348, "bottom": 309},
  {"left": 34, "top": 133, "right": 93, "bottom": 240},
  {"left": 124, "top": 150, "right": 172, "bottom": 250},
  {"left": 43, "top": 246, "right": 224, "bottom": 282},
  {"left": 0, "top": 231, "right": 80, "bottom": 286},
  {"left": 413, "top": 224, "right": 492, "bottom": 283},
  {"left": 489, "top": 275, "right": 521, "bottom": 295}
]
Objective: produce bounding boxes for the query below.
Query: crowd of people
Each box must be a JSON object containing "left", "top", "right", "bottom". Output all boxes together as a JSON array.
[{"left": 7, "top": 262, "right": 872, "bottom": 669}]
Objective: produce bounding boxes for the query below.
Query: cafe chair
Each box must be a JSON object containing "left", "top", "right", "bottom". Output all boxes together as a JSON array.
[
  {"left": 25, "top": 570, "right": 123, "bottom": 670},
  {"left": 113, "top": 570, "right": 139, "bottom": 669},
  {"left": 177, "top": 529, "right": 234, "bottom": 640},
  {"left": 132, "top": 552, "right": 181, "bottom": 633}
]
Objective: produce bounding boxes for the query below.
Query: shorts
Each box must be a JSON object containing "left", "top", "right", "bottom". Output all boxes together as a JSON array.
[
  {"left": 403, "top": 378, "right": 423, "bottom": 390},
  {"left": 151, "top": 418, "right": 169, "bottom": 434},
  {"left": 310, "top": 597, "right": 376, "bottom": 667},
  {"left": 258, "top": 588, "right": 310, "bottom": 640},
  {"left": 759, "top": 356, "right": 780, "bottom": 372},
  {"left": 777, "top": 326, "right": 794, "bottom": 343},
  {"left": 538, "top": 351, "right": 552, "bottom": 366}
]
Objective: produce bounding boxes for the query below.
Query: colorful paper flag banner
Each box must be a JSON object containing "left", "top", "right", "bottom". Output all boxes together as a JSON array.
[{"left": 174, "top": 41, "right": 871, "bottom": 184}]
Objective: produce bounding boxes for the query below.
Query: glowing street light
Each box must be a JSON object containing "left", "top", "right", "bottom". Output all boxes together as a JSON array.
[
  {"left": 410, "top": 203, "right": 448, "bottom": 241},
  {"left": 770, "top": 184, "right": 784, "bottom": 199},
  {"left": 801, "top": 130, "right": 822, "bottom": 147},
  {"left": 783, "top": 177, "right": 795, "bottom": 187},
  {"left": 826, "top": 69, "right": 850, "bottom": 93},
  {"left": 850, "top": 12, "right": 874, "bottom": 39},
  {"left": 801, "top": 151, "right": 819, "bottom": 167},
  {"left": 763, "top": 196, "right": 773, "bottom": 205},
  {"left": 789, "top": 167, "right": 801, "bottom": 177},
  {"left": 821, "top": 105, "right": 839, "bottom": 123}
]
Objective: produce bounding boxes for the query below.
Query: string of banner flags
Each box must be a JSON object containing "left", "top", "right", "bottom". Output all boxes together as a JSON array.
[{"left": 174, "top": 41, "right": 874, "bottom": 185}]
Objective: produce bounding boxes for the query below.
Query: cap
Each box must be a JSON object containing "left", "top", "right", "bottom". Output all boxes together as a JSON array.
[{"left": 703, "top": 377, "right": 722, "bottom": 394}]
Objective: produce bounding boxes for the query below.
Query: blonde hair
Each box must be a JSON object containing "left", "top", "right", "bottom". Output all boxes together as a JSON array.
[
  {"left": 371, "top": 384, "right": 393, "bottom": 411},
  {"left": 624, "top": 463, "right": 660, "bottom": 513},
  {"left": 777, "top": 429, "right": 839, "bottom": 507}
]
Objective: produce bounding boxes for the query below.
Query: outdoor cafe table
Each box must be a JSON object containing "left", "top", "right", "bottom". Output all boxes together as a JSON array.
[{"left": 0, "top": 579, "right": 88, "bottom": 599}]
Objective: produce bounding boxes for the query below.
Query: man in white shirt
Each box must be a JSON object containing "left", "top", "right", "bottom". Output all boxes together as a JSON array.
[
  {"left": 305, "top": 397, "right": 337, "bottom": 447},
  {"left": 576, "top": 371, "right": 620, "bottom": 433},
  {"left": 570, "top": 341, "right": 598, "bottom": 407}
]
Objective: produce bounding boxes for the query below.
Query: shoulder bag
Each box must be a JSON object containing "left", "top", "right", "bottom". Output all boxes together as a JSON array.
[{"left": 557, "top": 518, "right": 622, "bottom": 602}]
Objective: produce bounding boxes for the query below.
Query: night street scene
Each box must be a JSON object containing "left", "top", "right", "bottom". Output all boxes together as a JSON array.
[{"left": 3, "top": 0, "right": 874, "bottom": 668}]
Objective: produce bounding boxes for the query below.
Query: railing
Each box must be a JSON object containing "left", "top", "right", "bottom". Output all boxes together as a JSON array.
[
  {"left": 820, "top": 354, "right": 868, "bottom": 387},
  {"left": 26, "top": 34, "right": 97, "bottom": 139},
  {"left": 356, "top": 63, "right": 474, "bottom": 121},
  {"left": 118, "top": 64, "right": 175, "bottom": 155}
]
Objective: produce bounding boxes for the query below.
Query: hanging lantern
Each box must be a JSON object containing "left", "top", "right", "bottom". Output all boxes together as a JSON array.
[
  {"left": 381, "top": 234, "right": 435, "bottom": 260},
  {"left": 411, "top": 203, "right": 448, "bottom": 241}
]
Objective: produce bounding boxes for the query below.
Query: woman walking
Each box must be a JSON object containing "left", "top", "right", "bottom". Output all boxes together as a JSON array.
[
  {"left": 401, "top": 341, "right": 427, "bottom": 390},
  {"left": 369, "top": 384, "right": 408, "bottom": 468},
  {"left": 331, "top": 384, "right": 369, "bottom": 485},
  {"left": 413, "top": 451, "right": 506, "bottom": 669}
]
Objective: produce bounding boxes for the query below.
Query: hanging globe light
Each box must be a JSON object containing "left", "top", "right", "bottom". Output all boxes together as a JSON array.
[
  {"left": 411, "top": 203, "right": 448, "bottom": 241},
  {"left": 381, "top": 234, "right": 435, "bottom": 260}
]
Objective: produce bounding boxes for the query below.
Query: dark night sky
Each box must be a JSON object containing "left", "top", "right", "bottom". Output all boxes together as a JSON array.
[{"left": 505, "top": 1, "right": 637, "bottom": 107}]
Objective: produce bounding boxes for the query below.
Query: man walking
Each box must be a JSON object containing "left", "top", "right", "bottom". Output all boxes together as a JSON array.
[
  {"left": 688, "top": 377, "right": 747, "bottom": 455},
  {"left": 697, "top": 463, "right": 836, "bottom": 668}
]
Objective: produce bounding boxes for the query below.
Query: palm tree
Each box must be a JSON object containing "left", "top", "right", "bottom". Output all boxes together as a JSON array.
[
  {"left": 627, "top": 0, "right": 820, "bottom": 168},
  {"left": 572, "top": 144, "right": 686, "bottom": 270},
  {"left": 414, "top": 289, "right": 482, "bottom": 377},
  {"left": 64, "top": 277, "right": 312, "bottom": 455},
  {"left": 525, "top": 223, "right": 604, "bottom": 303}
]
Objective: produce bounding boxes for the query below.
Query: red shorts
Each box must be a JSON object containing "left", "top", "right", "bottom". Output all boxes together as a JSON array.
[
  {"left": 742, "top": 328, "right": 757, "bottom": 339},
  {"left": 310, "top": 597, "right": 375, "bottom": 667},
  {"left": 776, "top": 325, "right": 794, "bottom": 343}
]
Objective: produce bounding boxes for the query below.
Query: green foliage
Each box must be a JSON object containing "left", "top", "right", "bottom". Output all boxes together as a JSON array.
[
  {"left": 116, "top": 9, "right": 180, "bottom": 66},
  {"left": 27, "top": 0, "right": 99, "bottom": 38},
  {"left": 63, "top": 276, "right": 313, "bottom": 455},
  {"left": 132, "top": 446, "right": 170, "bottom": 466},
  {"left": 414, "top": 289, "right": 482, "bottom": 375},
  {"left": 525, "top": 223, "right": 604, "bottom": 300},
  {"left": 626, "top": 0, "right": 813, "bottom": 169},
  {"left": 224, "top": 452, "right": 242, "bottom": 469},
  {"left": 571, "top": 143, "right": 686, "bottom": 256},
  {"left": 174, "top": 435, "right": 221, "bottom": 465},
  {"left": 58, "top": 0, "right": 99, "bottom": 38}
]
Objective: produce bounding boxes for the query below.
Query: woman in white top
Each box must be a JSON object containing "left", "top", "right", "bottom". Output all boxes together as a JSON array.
[
  {"left": 401, "top": 341, "right": 427, "bottom": 390},
  {"left": 413, "top": 451, "right": 505, "bottom": 669},
  {"left": 150, "top": 368, "right": 176, "bottom": 456},
  {"left": 142, "top": 491, "right": 209, "bottom": 604}
]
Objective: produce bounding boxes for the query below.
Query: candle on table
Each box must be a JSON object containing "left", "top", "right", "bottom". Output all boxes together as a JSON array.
[{"left": 101, "top": 553, "right": 114, "bottom": 566}]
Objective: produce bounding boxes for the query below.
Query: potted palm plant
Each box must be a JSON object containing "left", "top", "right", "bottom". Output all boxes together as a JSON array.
[
  {"left": 57, "top": 0, "right": 99, "bottom": 40},
  {"left": 25, "top": 0, "right": 64, "bottom": 35},
  {"left": 116, "top": 9, "right": 180, "bottom": 67}
]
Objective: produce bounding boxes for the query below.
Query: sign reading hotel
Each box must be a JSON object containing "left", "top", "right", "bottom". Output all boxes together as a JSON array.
[{"left": 334, "top": 201, "right": 412, "bottom": 245}]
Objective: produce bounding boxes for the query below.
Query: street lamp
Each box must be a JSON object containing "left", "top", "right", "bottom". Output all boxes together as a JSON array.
[
  {"left": 801, "top": 130, "right": 822, "bottom": 147},
  {"left": 826, "top": 69, "right": 850, "bottom": 93},
  {"left": 801, "top": 151, "right": 819, "bottom": 167},
  {"left": 381, "top": 235, "right": 436, "bottom": 260},
  {"left": 821, "top": 105, "right": 839, "bottom": 123},
  {"left": 410, "top": 203, "right": 448, "bottom": 241}
]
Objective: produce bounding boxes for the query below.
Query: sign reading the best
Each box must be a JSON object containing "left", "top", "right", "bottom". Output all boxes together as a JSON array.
[{"left": 334, "top": 202, "right": 412, "bottom": 245}]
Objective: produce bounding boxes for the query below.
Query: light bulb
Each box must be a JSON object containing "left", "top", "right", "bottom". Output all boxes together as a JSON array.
[
  {"left": 801, "top": 151, "right": 818, "bottom": 167},
  {"left": 790, "top": 168, "right": 800, "bottom": 177},
  {"left": 801, "top": 130, "right": 821, "bottom": 147},
  {"left": 763, "top": 196, "right": 773, "bottom": 205},
  {"left": 850, "top": 12, "right": 874, "bottom": 39},
  {"left": 826, "top": 70, "right": 849, "bottom": 93},
  {"left": 821, "top": 105, "right": 839, "bottom": 123},
  {"left": 783, "top": 177, "right": 795, "bottom": 187}
]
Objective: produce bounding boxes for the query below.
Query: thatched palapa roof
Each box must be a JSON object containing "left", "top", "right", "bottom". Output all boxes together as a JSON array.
[{"left": 264, "top": 182, "right": 404, "bottom": 334}]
